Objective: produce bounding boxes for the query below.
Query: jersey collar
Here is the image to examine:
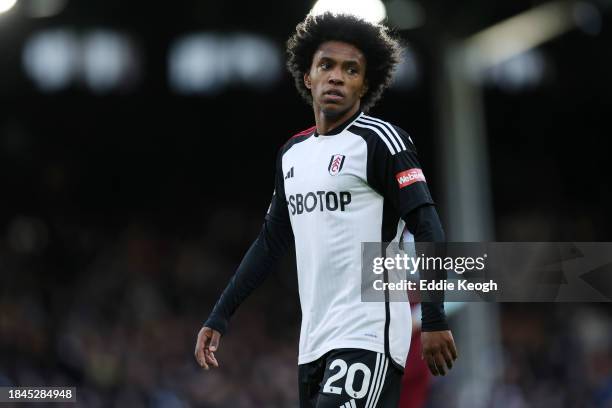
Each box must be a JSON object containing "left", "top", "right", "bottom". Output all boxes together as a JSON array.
[{"left": 314, "top": 110, "right": 363, "bottom": 137}]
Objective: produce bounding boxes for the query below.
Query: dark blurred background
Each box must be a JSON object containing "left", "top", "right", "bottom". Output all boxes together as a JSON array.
[{"left": 0, "top": 0, "right": 611, "bottom": 407}]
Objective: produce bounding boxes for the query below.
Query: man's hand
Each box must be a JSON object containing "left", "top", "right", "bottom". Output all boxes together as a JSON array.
[
  {"left": 194, "top": 326, "right": 221, "bottom": 370},
  {"left": 421, "top": 330, "right": 457, "bottom": 376}
]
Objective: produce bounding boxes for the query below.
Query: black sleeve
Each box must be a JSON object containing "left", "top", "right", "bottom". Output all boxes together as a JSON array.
[
  {"left": 204, "top": 149, "right": 294, "bottom": 335},
  {"left": 403, "top": 204, "right": 449, "bottom": 332},
  {"left": 367, "top": 126, "right": 435, "bottom": 218}
]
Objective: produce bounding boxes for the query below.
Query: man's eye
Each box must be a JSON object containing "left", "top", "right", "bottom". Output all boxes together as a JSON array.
[
  {"left": 320, "top": 62, "right": 331, "bottom": 69},
  {"left": 348, "top": 68, "right": 358, "bottom": 74}
]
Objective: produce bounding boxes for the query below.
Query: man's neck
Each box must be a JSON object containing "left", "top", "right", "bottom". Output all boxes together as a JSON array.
[{"left": 314, "top": 104, "right": 361, "bottom": 135}]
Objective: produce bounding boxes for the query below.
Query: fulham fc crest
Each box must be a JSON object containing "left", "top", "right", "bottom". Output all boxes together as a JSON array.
[{"left": 328, "top": 154, "right": 345, "bottom": 176}]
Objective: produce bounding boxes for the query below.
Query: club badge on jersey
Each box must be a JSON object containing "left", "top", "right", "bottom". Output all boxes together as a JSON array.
[{"left": 328, "top": 154, "right": 346, "bottom": 176}]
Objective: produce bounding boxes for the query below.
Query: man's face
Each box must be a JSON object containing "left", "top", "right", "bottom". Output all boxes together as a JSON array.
[{"left": 304, "top": 41, "right": 368, "bottom": 118}]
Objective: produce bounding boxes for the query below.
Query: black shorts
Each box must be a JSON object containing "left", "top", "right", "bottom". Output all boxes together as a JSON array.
[{"left": 298, "top": 348, "right": 402, "bottom": 408}]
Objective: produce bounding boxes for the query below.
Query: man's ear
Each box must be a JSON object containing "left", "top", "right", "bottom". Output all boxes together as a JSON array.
[{"left": 304, "top": 73, "right": 312, "bottom": 89}]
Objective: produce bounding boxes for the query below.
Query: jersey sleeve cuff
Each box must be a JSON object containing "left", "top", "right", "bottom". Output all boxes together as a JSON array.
[
  {"left": 204, "top": 315, "right": 228, "bottom": 336},
  {"left": 421, "top": 301, "right": 449, "bottom": 332},
  {"left": 421, "top": 319, "right": 450, "bottom": 332}
]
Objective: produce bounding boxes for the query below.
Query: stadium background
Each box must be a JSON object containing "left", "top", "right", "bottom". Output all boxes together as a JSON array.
[{"left": 0, "top": 0, "right": 611, "bottom": 406}]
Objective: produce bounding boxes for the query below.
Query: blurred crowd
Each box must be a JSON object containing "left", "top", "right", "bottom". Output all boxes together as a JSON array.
[
  {"left": 426, "top": 303, "right": 612, "bottom": 408},
  {"left": 490, "top": 304, "right": 612, "bottom": 408},
  {"left": 0, "top": 213, "right": 611, "bottom": 408},
  {"left": 0, "top": 211, "right": 301, "bottom": 407}
]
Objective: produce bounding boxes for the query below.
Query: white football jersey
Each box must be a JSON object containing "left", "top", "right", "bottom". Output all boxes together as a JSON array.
[{"left": 266, "top": 111, "right": 434, "bottom": 368}]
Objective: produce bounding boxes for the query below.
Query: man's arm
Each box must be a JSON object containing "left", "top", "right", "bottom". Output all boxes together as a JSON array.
[
  {"left": 357, "top": 122, "right": 458, "bottom": 375},
  {"left": 203, "top": 219, "right": 293, "bottom": 335},
  {"left": 403, "top": 204, "right": 458, "bottom": 376}
]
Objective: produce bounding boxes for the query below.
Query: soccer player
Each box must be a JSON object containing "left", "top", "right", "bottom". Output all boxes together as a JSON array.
[{"left": 195, "top": 13, "right": 458, "bottom": 407}]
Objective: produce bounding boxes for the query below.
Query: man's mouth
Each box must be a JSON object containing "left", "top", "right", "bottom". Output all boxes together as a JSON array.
[{"left": 323, "top": 89, "right": 345, "bottom": 101}]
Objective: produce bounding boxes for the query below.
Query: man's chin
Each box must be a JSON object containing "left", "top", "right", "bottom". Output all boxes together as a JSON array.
[{"left": 321, "top": 105, "right": 348, "bottom": 119}]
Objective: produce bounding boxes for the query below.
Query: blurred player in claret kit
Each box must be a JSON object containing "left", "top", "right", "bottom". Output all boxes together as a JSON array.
[{"left": 195, "top": 12, "right": 458, "bottom": 407}]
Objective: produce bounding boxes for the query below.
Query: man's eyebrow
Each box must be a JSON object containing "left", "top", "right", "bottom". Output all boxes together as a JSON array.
[{"left": 318, "top": 55, "right": 362, "bottom": 65}]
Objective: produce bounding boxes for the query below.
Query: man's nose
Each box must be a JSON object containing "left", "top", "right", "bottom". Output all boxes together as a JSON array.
[{"left": 328, "top": 67, "right": 344, "bottom": 84}]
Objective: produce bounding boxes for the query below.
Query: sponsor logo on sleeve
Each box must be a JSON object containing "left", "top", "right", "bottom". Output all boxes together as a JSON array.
[{"left": 396, "top": 168, "right": 426, "bottom": 188}]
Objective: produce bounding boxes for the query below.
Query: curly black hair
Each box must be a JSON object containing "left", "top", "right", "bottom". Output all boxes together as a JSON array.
[{"left": 286, "top": 13, "right": 402, "bottom": 112}]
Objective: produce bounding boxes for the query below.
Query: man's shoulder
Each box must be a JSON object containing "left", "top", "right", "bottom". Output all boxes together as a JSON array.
[
  {"left": 348, "top": 114, "right": 414, "bottom": 155},
  {"left": 280, "top": 125, "right": 316, "bottom": 153}
]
